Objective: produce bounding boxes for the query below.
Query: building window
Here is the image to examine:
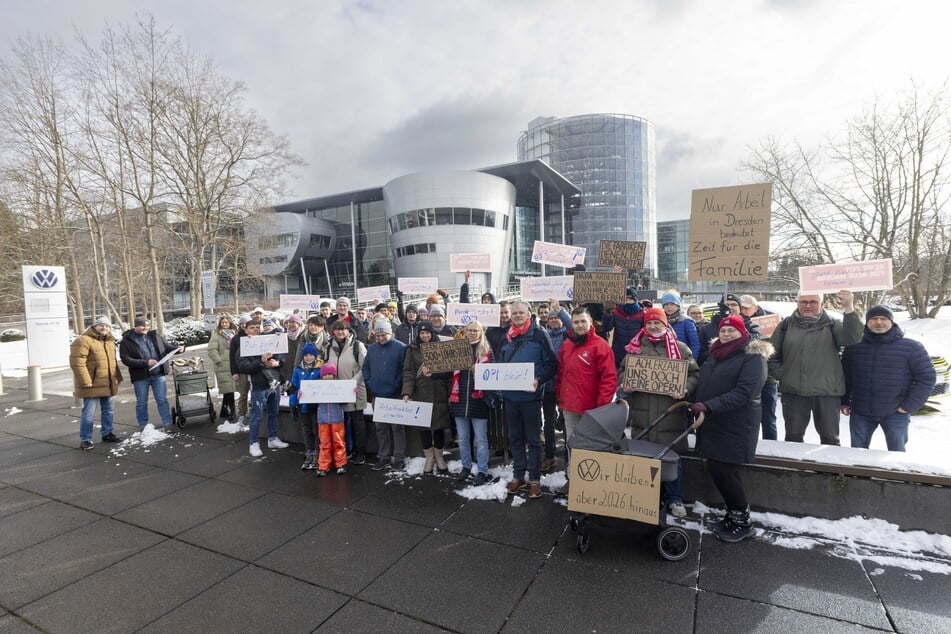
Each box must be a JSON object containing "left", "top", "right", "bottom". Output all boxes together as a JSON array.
[
  {"left": 257, "top": 232, "right": 298, "bottom": 250},
  {"left": 308, "top": 233, "right": 331, "bottom": 249},
  {"left": 394, "top": 243, "right": 438, "bottom": 258}
]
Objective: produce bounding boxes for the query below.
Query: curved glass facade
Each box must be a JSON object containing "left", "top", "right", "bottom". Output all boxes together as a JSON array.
[{"left": 517, "top": 113, "right": 656, "bottom": 274}]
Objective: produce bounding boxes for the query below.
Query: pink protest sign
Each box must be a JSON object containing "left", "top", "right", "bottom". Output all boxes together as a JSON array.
[
  {"left": 751, "top": 314, "right": 782, "bottom": 337},
  {"left": 450, "top": 253, "right": 491, "bottom": 272},
  {"left": 798, "top": 259, "right": 893, "bottom": 294}
]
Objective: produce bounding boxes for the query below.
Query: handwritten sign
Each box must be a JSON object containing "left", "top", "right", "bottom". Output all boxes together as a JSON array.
[
  {"left": 597, "top": 240, "right": 647, "bottom": 269},
  {"left": 398, "top": 277, "right": 438, "bottom": 294},
  {"left": 420, "top": 338, "right": 472, "bottom": 374},
  {"left": 568, "top": 449, "right": 662, "bottom": 524},
  {"left": 474, "top": 362, "right": 535, "bottom": 391},
  {"left": 372, "top": 397, "right": 433, "bottom": 428},
  {"left": 279, "top": 294, "right": 322, "bottom": 312},
  {"left": 572, "top": 271, "right": 627, "bottom": 305},
  {"left": 298, "top": 379, "right": 357, "bottom": 404},
  {"left": 446, "top": 302, "right": 500, "bottom": 327},
  {"left": 622, "top": 355, "right": 690, "bottom": 396},
  {"left": 239, "top": 333, "right": 289, "bottom": 357},
  {"left": 450, "top": 253, "right": 492, "bottom": 272},
  {"left": 751, "top": 313, "right": 782, "bottom": 337},
  {"left": 531, "top": 240, "right": 586, "bottom": 268},
  {"left": 356, "top": 285, "right": 391, "bottom": 303},
  {"left": 519, "top": 276, "right": 574, "bottom": 301},
  {"left": 798, "top": 258, "right": 893, "bottom": 294},
  {"left": 688, "top": 183, "right": 772, "bottom": 281}
]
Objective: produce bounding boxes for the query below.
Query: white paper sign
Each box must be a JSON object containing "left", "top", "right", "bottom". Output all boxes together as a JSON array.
[
  {"left": 450, "top": 253, "right": 492, "bottom": 272},
  {"left": 372, "top": 397, "right": 433, "bottom": 428},
  {"left": 239, "top": 333, "right": 289, "bottom": 356},
  {"left": 473, "top": 363, "right": 535, "bottom": 391},
  {"left": 520, "top": 276, "right": 574, "bottom": 301},
  {"left": 280, "top": 294, "right": 323, "bottom": 312},
  {"left": 298, "top": 379, "right": 357, "bottom": 403},
  {"left": 398, "top": 277, "right": 439, "bottom": 294},
  {"left": 201, "top": 270, "right": 215, "bottom": 311},
  {"left": 357, "top": 285, "right": 391, "bottom": 303},
  {"left": 531, "top": 240, "right": 586, "bottom": 267},
  {"left": 446, "top": 302, "right": 501, "bottom": 327}
]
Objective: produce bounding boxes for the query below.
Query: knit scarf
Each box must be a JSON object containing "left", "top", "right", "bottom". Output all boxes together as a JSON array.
[
  {"left": 449, "top": 349, "right": 491, "bottom": 403},
  {"left": 220, "top": 329, "right": 235, "bottom": 345},
  {"left": 286, "top": 325, "right": 303, "bottom": 341},
  {"left": 624, "top": 327, "right": 682, "bottom": 360},
  {"left": 710, "top": 333, "right": 750, "bottom": 360},
  {"left": 506, "top": 320, "right": 531, "bottom": 342}
]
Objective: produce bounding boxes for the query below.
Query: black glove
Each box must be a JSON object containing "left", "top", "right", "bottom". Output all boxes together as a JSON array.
[
  {"left": 395, "top": 289, "right": 404, "bottom": 300},
  {"left": 717, "top": 301, "right": 730, "bottom": 317},
  {"left": 283, "top": 382, "right": 295, "bottom": 395}
]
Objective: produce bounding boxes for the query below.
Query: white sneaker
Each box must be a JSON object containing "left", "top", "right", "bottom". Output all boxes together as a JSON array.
[
  {"left": 249, "top": 443, "right": 263, "bottom": 457},
  {"left": 668, "top": 502, "right": 687, "bottom": 519},
  {"left": 267, "top": 437, "right": 289, "bottom": 449}
]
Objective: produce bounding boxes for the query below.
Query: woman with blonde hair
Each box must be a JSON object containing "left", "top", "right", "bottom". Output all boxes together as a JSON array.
[
  {"left": 207, "top": 314, "right": 238, "bottom": 421},
  {"left": 449, "top": 320, "right": 495, "bottom": 484}
]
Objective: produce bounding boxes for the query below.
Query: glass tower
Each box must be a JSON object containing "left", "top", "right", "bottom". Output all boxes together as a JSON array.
[{"left": 517, "top": 114, "right": 656, "bottom": 274}]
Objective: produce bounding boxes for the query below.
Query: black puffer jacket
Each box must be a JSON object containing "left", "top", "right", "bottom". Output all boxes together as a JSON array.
[{"left": 695, "top": 338, "right": 773, "bottom": 464}]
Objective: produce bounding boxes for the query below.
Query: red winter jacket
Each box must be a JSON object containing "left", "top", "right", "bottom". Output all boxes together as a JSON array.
[{"left": 555, "top": 332, "right": 617, "bottom": 414}]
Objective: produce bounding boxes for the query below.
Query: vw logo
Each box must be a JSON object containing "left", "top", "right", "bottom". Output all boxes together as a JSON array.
[
  {"left": 576, "top": 458, "right": 602, "bottom": 481},
  {"left": 31, "top": 269, "right": 59, "bottom": 289}
]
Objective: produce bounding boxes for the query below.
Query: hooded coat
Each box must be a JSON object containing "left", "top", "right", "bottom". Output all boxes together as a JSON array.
[
  {"left": 402, "top": 333, "right": 452, "bottom": 430},
  {"left": 70, "top": 326, "right": 122, "bottom": 398},
  {"left": 695, "top": 338, "right": 774, "bottom": 464},
  {"left": 207, "top": 329, "right": 237, "bottom": 394}
]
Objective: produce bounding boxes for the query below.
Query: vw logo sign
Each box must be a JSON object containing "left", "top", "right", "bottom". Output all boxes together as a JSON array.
[{"left": 31, "top": 269, "right": 59, "bottom": 289}]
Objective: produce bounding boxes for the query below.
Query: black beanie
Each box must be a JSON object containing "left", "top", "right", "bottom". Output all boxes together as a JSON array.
[{"left": 866, "top": 305, "right": 894, "bottom": 323}]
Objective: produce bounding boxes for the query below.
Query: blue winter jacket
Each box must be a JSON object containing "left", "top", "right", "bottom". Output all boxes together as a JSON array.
[
  {"left": 668, "top": 313, "right": 701, "bottom": 360},
  {"left": 362, "top": 338, "right": 407, "bottom": 399},
  {"left": 841, "top": 324, "right": 936, "bottom": 416},
  {"left": 289, "top": 364, "right": 321, "bottom": 413},
  {"left": 498, "top": 322, "right": 557, "bottom": 402},
  {"left": 602, "top": 305, "right": 646, "bottom": 368}
]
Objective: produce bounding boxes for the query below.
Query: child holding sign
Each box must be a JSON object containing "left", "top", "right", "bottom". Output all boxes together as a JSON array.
[
  {"left": 288, "top": 343, "right": 322, "bottom": 470},
  {"left": 314, "top": 363, "right": 348, "bottom": 476}
]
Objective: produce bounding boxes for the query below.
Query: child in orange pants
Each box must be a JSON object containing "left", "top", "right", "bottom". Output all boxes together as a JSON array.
[{"left": 315, "top": 363, "right": 348, "bottom": 476}]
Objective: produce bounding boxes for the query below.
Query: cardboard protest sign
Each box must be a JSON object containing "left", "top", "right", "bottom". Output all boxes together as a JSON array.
[
  {"left": 357, "top": 285, "right": 391, "bottom": 303},
  {"left": 450, "top": 253, "right": 492, "bottom": 272},
  {"left": 621, "top": 355, "right": 690, "bottom": 396},
  {"left": 298, "top": 379, "right": 358, "bottom": 404},
  {"left": 279, "top": 294, "right": 322, "bottom": 312},
  {"left": 531, "top": 240, "right": 586, "bottom": 268},
  {"left": 240, "top": 333, "right": 289, "bottom": 357},
  {"left": 798, "top": 258, "right": 893, "bottom": 294},
  {"left": 572, "top": 271, "right": 627, "bottom": 305},
  {"left": 597, "top": 240, "right": 647, "bottom": 269},
  {"left": 398, "top": 277, "right": 438, "bottom": 295},
  {"left": 473, "top": 363, "right": 535, "bottom": 391},
  {"left": 688, "top": 183, "right": 771, "bottom": 281},
  {"left": 568, "top": 449, "right": 662, "bottom": 524},
  {"left": 372, "top": 397, "right": 433, "bottom": 428},
  {"left": 446, "top": 302, "right": 500, "bottom": 327},
  {"left": 751, "top": 313, "right": 782, "bottom": 337},
  {"left": 519, "top": 276, "right": 574, "bottom": 301},
  {"left": 420, "top": 338, "right": 472, "bottom": 374}
]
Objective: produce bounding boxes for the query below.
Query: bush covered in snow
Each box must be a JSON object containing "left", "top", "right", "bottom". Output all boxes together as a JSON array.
[{"left": 165, "top": 318, "right": 211, "bottom": 347}]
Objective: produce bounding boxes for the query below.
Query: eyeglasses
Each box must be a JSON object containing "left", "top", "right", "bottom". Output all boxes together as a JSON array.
[{"left": 798, "top": 300, "right": 820, "bottom": 305}]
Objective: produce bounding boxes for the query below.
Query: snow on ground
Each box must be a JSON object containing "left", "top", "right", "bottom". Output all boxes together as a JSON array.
[
  {"left": 216, "top": 420, "right": 249, "bottom": 434},
  {"left": 4, "top": 407, "right": 23, "bottom": 417},
  {"left": 108, "top": 423, "right": 171, "bottom": 457}
]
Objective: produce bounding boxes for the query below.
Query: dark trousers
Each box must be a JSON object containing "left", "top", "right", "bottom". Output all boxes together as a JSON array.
[
  {"left": 707, "top": 459, "right": 747, "bottom": 510},
  {"left": 504, "top": 399, "right": 543, "bottom": 482},
  {"left": 760, "top": 383, "right": 778, "bottom": 440},
  {"left": 541, "top": 390, "right": 558, "bottom": 459},
  {"left": 781, "top": 393, "right": 841, "bottom": 445}
]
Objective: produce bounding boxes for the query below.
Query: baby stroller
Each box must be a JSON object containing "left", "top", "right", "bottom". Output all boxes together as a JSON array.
[
  {"left": 170, "top": 357, "right": 216, "bottom": 428},
  {"left": 567, "top": 399, "right": 696, "bottom": 561}
]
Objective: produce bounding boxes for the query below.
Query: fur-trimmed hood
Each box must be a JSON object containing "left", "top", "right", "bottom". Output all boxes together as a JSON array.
[{"left": 707, "top": 337, "right": 774, "bottom": 359}]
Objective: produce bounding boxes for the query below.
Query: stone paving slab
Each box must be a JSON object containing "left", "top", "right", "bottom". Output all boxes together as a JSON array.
[
  {"left": 439, "top": 493, "right": 571, "bottom": 553},
  {"left": 314, "top": 599, "right": 451, "bottom": 633},
  {"left": 694, "top": 590, "right": 885, "bottom": 633},
  {"left": 861, "top": 561, "right": 951, "bottom": 634},
  {"left": 62, "top": 468, "right": 204, "bottom": 516},
  {"left": 348, "top": 473, "right": 466, "bottom": 528},
  {"left": 0, "top": 487, "right": 47, "bottom": 518},
  {"left": 0, "top": 500, "right": 101, "bottom": 558}
]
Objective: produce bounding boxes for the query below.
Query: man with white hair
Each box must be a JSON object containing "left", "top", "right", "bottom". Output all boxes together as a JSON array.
[
  {"left": 769, "top": 290, "right": 863, "bottom": 445},
  {"left": 327, "top": 296, "right": 367, "bottom": 343}
]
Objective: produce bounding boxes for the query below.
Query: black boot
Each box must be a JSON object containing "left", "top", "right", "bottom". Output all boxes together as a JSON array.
[{"left": 715, "top": 507, "right": 754, "bottom": 543}]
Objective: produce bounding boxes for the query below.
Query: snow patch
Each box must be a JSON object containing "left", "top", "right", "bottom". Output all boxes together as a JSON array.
[
  {"left": 217, "top": 420, "right": 248, "bottom": 434},
  {"left": 109, "top": 424, "right": 170, "bottom": 457},
  {"left": 4, "top": 407, "right": 23, "bottom": 416}
]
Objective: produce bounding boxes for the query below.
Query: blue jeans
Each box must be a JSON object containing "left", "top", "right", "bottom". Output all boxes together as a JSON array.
[
  {"left": 133, "top": 374, "right": 171, "bottom": 427},
  {"left": 663, "top": 461, "right": 684, "bottom": 505},
  {"left": 80, "top": 397, "right": 114, "bottom": 442},
  {"left": 761, "top": 383, "right": 778, "bottom": 440},
  {"left": 455, "top": 416, "right": 489, "bottom": 474},
  {"left": 504, "top": 399, "right": 543, "bottom": 482},
  {"left": 248, "top": 387, "right": 279, "bottom": 446},
  {"left": 849, "top": 411, "right": 910, "bottom": 452}
]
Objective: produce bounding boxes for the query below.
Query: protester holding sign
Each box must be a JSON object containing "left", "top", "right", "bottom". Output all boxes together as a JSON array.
[
  {"left": 768, "top": 290, "right": 863, "bottom": 445},
  {"left": 616, "top": 307, "right": 698, "bottom": 518},
  {"left": 691, "top": 315, "right": 774, "bottom": 542},
  {"left": 324, "top": 319, "right": 369, "bottom": 465},
  {"left": 450, "top": 321, "right": 495, "bottom": 484},
  {"left": 235, "top": 320, "right": 290, "bottom": 458},
  {"left": 119, "top": 316, "right": 185, "bottom": 432},
  {"left": 600, "top": 287, "right": 651, "bottom": 368},
  {"left": 499, "top": 302, "right": 558, "bottom": 500},
  {"left": 402, "top": 322, "right": 452, "bottom": 474},
  {"left": 310, "top": 363, "right": 349, "bottom": 476},
  {"left": 363, "top": 319, "right": 408, "bottom": 471},
  {"left": 288, "top": 343, "right": 322, "bottom": 470}
]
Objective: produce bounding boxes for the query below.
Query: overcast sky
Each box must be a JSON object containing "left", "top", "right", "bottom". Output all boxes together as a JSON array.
[{"left": 3, "top": 0, "right": 948, "bottom": 220}]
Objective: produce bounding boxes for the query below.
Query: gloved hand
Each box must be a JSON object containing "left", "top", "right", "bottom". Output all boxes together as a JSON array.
[
  {"left": 395, "top": 289, "right": 404, "bottom": 300},
  {"left": 690, "top": 402, "right": 708, "bottom": 416}
]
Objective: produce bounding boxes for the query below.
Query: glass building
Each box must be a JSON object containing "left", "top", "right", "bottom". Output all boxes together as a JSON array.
[{"left": 517, "top": 113, "right": 657, "bottom": 274}]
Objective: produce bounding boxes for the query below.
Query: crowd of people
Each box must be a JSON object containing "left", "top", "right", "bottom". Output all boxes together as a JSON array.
[{"left": 69, "top": 281, "right": 936, "bottom": 544}]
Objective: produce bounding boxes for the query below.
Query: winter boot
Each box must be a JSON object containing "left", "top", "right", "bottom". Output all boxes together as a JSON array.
[
  {"left": 433, "top": 447, "right": 448, "bottom": 474},
  {"left": 423, "top": 447, "right": 435, "bottom": 474},
  {"left": 715, "top": 507, "right": 754, "bottom": 543}
]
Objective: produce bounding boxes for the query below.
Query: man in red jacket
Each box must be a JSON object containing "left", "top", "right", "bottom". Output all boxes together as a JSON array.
[{"left": 555, "top": 307, "right": 618, "bottom": 451}]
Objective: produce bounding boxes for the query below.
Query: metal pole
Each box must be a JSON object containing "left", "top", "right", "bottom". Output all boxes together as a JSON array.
[
  {"left": 560, "top": 194, "right": 566, "bottom": 244},
  {"left": 538, "top": 179, "right": 546, "bottom": 277},
  {"left": 350, "top": 201, "right": 358, "bottom": 297},
  {"left": 0, "top": 362, "right": 4, "bottom": 395},
  {"left": 300, "top": 257, "right": 310, "bottom": 295},
  {"left": 27, "top": 366, "right": 43, "bottom": 401},
  {"left": 324, "top": 260, "right": 334, "bottom": 298}
]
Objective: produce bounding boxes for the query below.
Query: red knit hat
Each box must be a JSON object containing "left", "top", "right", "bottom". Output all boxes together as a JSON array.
[
  {"left": 644, "top": 307, "right": 668, "bottom": 326},
  {"left": 719, "top": 314, "right": 748, "bottom": 335}
]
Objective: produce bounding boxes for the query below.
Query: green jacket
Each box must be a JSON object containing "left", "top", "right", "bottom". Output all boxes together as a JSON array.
[{"left": 768, "top": 310, "right": 863, "bottom": 397}]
